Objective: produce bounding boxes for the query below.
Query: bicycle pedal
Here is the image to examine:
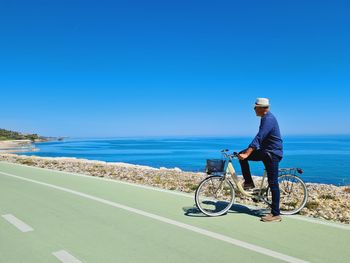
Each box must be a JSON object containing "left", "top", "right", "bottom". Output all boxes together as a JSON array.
[
  {"left": 246, "top": 188, "right": 259, "bottom": 194},
  {"left": 251, "top": 198, "right": 259, "bottom": 203}
]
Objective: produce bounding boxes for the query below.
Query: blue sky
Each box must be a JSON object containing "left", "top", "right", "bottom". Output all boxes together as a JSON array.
[{"left": 0, "top": 0, "right": 349, "bottom": 137}]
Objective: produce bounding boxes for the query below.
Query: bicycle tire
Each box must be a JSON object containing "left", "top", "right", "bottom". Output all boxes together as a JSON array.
[
  {"left": 265, "top": 174, "right": 308, "bottom": 215},
  {"left": 195, "top": 175, "right": 235, "bottom": 217}
]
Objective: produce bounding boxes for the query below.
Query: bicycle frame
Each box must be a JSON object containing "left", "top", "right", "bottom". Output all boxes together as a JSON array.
[{"left": 223, "top": 157, "right": 268, "bottom": 199}]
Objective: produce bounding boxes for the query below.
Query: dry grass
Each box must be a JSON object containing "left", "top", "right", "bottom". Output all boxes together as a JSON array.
[
  {"left": 320, "top": 193, "right": 336, "bottom": 200},
  {"left": 343, "top": 187, "right": 350, "bottom": 194},
  {"left": 306, "top": 201, "right": 320, "bottom": 210},
  {"left": 185, "top": 182, "right": 198, "bottom": 191},
  {"left": 18, "top": 159, "right": 36, "bottom": 166}
]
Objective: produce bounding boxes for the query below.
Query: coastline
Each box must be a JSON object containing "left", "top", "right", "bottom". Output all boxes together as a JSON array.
[
  {"left": 0, "top": 140, "right": 38, "bottom": 153},
  {"left": 0, "top": 153, "right": 349, "bottom": 224}
]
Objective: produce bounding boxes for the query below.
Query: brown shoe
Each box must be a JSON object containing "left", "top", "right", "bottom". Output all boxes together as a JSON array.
[
  {"left": 261, "top": 214, "right": 282, "bottom": 222},
  {"left": 243, "top": 182, "right": 255, "bottom": 191}
]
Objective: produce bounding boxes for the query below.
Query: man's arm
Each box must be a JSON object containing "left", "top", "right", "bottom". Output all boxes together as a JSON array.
[
  {"left": 239, "top": 117, "right": 273, "bottom": 160},
  {"left": 250, "top": 117, "right": 273, "bottom": 149}
]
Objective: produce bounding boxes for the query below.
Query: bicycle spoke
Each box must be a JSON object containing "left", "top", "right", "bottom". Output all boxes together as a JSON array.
[
  {"left": 210, "top": 178, "right": 216, "bottom": 196},
  {"left": 195, "top": 176, "right": 235, "bottom": 216},
  {"left": 266, "top": 174, "right": 308, "bottom": 215},
  {"left": 289, "top": 178, "right": 295, "bottom": 194},
  {"left": 214, "top": 181, "right": 224, "bottom": 198},
  {"left": 283, "top": 178, "right": 288, "bottom": 192}
]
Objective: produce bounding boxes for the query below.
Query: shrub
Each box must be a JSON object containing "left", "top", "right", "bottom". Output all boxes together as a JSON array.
[
  {"left": 18, "top": 159, "right": 36, "bottom": 166},
  {"left": 320, "top": 194, "right": 336, "bottom": 200},
  {"left": 154, "top": 176, "right": 162, "bottom": 184},
  {"left": 343, "top": 187, "right": 350, "bottom": 194},
  {"left": 0, "top": 128, "right": 42, "bottom": 141},
  {"left": 306, "top": 201, "right": 320, "bottom": 210},
  {"left": 185, "top": 182, "right": 198, "bottom": 191}
]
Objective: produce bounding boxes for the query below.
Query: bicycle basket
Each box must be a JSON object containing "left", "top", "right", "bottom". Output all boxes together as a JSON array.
[{"left": 206, "top": 159, "right": 225, "bottom": 175}]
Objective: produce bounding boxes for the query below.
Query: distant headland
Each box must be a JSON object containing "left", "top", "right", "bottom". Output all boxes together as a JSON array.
[{"left": 0, "top": 128, "right": 64, "bottom": 152}]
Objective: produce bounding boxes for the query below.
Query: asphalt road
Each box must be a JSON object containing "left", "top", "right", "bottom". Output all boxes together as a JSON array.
[{"left": 0, "top": 162, "right": 349, "bottom": 263}]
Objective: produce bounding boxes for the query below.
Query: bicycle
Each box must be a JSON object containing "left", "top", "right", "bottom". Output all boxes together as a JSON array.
[{"left": 195, "top": 149, "right": 308, "bottom": 217}]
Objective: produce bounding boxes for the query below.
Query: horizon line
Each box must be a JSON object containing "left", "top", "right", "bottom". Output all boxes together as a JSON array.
[{"left": 46, "top": 134, "right": 350, "bottom": 140}]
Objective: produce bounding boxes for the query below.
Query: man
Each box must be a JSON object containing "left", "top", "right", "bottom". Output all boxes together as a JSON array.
[{"left": 238, "top": 98, "right": 283, "bottom": 222}]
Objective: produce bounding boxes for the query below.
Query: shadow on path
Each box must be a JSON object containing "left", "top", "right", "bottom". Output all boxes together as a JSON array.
[{"left": 183, "top": 203, "right": 270, "bottom": 218}]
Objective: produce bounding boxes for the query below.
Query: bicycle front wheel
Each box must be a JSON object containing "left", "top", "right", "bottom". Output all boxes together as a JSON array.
[
  {"left": 266, "top": 174, "right": 308, "bottom": 215},
  {"left": 195, "top": 175, "right": 235, "bottom": 217}
]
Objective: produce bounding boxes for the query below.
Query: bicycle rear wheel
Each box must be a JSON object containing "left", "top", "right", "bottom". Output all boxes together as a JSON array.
[
  {"left": 195, "top": 175, "right": 235, "bottom": 217},
  {"left": 266, "top": 174, "right": 308, "bottom": 215}
]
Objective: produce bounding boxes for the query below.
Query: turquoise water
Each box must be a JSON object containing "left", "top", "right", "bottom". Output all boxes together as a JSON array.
[{"left": 19, "top": 136, "right": 350, "bottom": 186}]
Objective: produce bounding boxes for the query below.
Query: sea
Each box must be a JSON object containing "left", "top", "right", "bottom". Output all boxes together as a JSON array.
[{"left": 19, "top": 136, "right": 350, "bottom": 186}]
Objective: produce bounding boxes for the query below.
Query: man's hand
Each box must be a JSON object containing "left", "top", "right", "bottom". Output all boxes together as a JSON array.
[
  {"left": 238, "top": 153, "right": 249, "bottom": 160},
  {"left": 238, "top": 147, "right": 255, "bottom": 160}
]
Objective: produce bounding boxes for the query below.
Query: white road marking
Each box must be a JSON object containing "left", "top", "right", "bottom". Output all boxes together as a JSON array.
[
  {"left": 0, "top": 171, "right": 308, "bottom": 263},
  {"left": 2, "top": 214, "right": 33, "bottom": 233},
  {"left": 2, "top": 161, "right": 349, "bottom": 231},
  {"left": 52, "top": 250, "right": 82, "bottom": 263}
]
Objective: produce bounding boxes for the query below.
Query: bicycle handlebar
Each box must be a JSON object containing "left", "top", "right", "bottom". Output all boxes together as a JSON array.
[
  {"left": 220, "top": 149, "right": 304, "bottom": 174},
  {"left": 221, "top": 149, "right": 239, "bottom": 159}
]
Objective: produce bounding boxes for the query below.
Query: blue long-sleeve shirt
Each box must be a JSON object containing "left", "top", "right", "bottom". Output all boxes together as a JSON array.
[{"left": 249, "top": 112, "right": 283, "bottom": 157}]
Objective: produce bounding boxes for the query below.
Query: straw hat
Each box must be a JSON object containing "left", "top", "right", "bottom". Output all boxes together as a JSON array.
[{"left": 254, "top": 98, "right": 270, "bottom": 107}]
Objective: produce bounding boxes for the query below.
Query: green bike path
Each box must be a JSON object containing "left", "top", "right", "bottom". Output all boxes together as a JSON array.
[{"left": 0, "top": 162, "right": 349, "bottom": 263}]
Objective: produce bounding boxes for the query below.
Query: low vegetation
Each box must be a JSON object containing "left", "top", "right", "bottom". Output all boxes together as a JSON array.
[
  {"left": 343, "top": 187, "right": 350, "bottom": 194},
  {"left": 320, "top": 193, "right": 336, "bottom": 200},
  {"left": 0, "top": 128, "right": 42, "bottom": 142},
  {"left": 305, "top": 201, "right": 320, "bottom": 210}
]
